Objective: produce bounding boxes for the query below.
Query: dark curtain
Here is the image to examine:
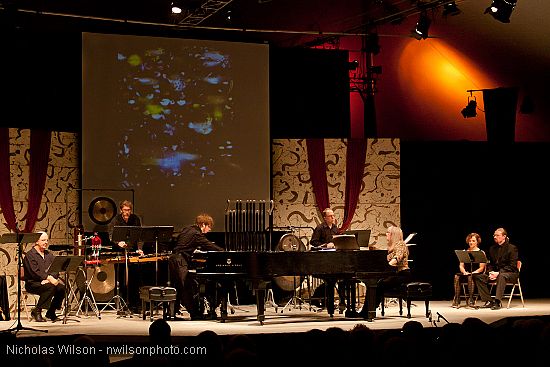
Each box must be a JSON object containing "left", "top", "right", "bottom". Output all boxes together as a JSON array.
[
  {"left": 306, "top": 139, "right": 330, "bottom": 214},
  {"left": 339, "top": 138, "right": 368, "bottom": 232},
  {"left": 23, "top": 130, "right": 52, "bottom": 232},
  {"left": 483, "top": 87, "right": 519, "bottom": 144},
  {"left": 0, "top": 128, "right": 17, "bottom": 231}
]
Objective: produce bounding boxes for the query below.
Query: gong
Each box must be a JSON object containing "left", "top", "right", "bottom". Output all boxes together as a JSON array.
[
  {"left": 273, "top": 234, "right": 306, "bottom": 291},
  {"left": 88, "top": 264, "right": 115, "bottom": 295},
  {"left": 88, "top": 196, "right": 116, "bottom": 225}
]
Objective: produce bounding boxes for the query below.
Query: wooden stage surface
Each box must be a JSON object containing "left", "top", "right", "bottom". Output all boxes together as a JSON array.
[{"left": 2, "top": 298, "right": 549, "bottom": 339}]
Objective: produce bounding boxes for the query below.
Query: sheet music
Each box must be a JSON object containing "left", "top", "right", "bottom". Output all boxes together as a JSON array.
[{"left": 404, "top": 232, "right": 417, "bottom": 244}]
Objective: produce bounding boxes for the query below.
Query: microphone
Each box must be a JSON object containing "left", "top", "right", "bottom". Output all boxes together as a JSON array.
[{"left": 436, "top": 312, "right": 449, "bottom": 324}]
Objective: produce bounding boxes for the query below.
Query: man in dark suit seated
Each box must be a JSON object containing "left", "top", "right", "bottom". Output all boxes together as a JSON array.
[{"left": 23, "top": 231, "right": 66, "bottom": 322}]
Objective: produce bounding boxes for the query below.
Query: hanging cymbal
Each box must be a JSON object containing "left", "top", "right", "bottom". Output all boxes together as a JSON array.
[{"left": 88, "top": 196, "right": 116, "bottom": 225}]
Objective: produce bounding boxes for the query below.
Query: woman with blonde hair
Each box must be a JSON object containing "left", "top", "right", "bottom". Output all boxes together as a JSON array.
[{"left": 359, "top": 225, "right": 410, "bottom": 317}]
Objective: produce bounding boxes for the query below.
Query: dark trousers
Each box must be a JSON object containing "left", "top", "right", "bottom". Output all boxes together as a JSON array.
[
  {"left": 25, "top": 280, "right": 66, "bottom": 312},
  {"left": 168, "top": 253, "right": 198, "bottom": 316},
  {"left": 473, "top": 272, "right": 518, "bottom": 302}
]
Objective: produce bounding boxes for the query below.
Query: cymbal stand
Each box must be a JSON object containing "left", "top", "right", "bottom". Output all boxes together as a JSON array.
[
  {"left": 101, "top": 251, "right": 132, "bottom": 317},
  {"left": 280, "top": 275, "right": 310, "bottom": 313},
  {"left": 265, "top": 288, "right": 278, "bottom": 312},
  {"left": 227, "top": 282, "right": 249, "bottom": 314},
  {"left": 61, "top": 270, "right": 80, "bottom": 324},
  {"left": 76, "top": 267, "right": 101, "bottom": 319}
]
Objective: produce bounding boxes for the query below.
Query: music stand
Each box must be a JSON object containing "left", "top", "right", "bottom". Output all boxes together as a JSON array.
[
  {"left": 140, "top": 226, "right": 174, "bottom": 285},
  {"left": 0, "top": 232, "right": 46, "bottom": 334},
  {"left": 455, "top": 250, "right": 488, "bottom": 273},
  {"left": 112, "top": 226, "right": 141, "bottom": 313},
  {"left": 47, "top": 255, "right": 84, "bottom": 324},
  {"left": 455, "top": 250, "right": 488, "bottom": 307}
]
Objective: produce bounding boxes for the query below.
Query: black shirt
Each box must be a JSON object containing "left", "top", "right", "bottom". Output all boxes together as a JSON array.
[
  {"left": 488, "top": 239, "right": 519, "bottom": 273},
  {"left": 109, "top": 213, "right": 142, "bottom": 250},
  {"left": 172, "top": 225, "right": 224, "bottom": 259},
  {"left": 310, "top": 222, "right": 339, "bottom": 248},
  {"left": 23, "top": 246, "right": 57, "bottom": 282}
]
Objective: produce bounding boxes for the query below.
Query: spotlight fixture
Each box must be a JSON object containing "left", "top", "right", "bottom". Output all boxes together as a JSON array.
[
  {"left": 348, "top": 60, "right": 359, "bottom": 70},
  {"left": 485, "top": 0, "right": 517, "bottom": 23},
  {"left": 171, "top": 2, "right": 182, "bottom": 14},
  {"left": 443, "top": 2, "right": 461, "bottom": 17},
  {"left": 413, "top": 12, "right": 431, "bottom": 40},
  {"left": 462, "top": 95, "right": 478, "bottom": 118}
]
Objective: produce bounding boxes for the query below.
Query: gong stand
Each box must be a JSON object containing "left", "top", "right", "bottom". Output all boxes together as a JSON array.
[
  {"left": 76, "top": 236, "right": 101, "bottom": 320},
  {"left": 100, "top": 249, "right": 132, "bottom": 318}
]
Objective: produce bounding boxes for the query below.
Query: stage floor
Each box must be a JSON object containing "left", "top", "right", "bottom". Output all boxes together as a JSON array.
[{"left": 3, "top": 298, "right": 549, "bottom": 339}]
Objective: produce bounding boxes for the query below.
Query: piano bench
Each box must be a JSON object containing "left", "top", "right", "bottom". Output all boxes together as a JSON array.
[
  {"left": 139, "top": 286, "right": 177, "bottom": 321},
  {"left": 381, "top": 282, "right": 432, "bottom": 319}
]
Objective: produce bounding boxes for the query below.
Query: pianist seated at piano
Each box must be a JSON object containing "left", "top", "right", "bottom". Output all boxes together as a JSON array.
[
  {"left": 169, "top": 213, "right": 224, "bottom": 320},
  {"left": 310, "top": 208, "right": 351, "bottom": 313},
  {"left": 359, "top": 225, "right": 410, "bottom": 317},
  {"left": 310, "top": 208, "right": 339, "bottom": 250}
]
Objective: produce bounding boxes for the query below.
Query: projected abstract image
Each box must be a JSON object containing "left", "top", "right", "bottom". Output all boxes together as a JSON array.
[{"left": 116, "top": 46, "right": 235, "bottom": 188}]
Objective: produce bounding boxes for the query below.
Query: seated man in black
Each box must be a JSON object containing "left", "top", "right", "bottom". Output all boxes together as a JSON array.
[
  {"left": 169, "top": 213, "right": 224, "bottom": 320},
  {"left": 23, "top": 231, "right": 66, "bottom": 322},
  {"left": 310, "top": 208, "right": 350, "bottom": 314}
]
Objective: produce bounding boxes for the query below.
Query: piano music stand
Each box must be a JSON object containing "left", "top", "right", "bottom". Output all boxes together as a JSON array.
[
  {"left": 0, "top": 232, "right": 46, "bottom": 334},
  {"left": 47, "top": 255, "right": 84, "bottom": 324}
]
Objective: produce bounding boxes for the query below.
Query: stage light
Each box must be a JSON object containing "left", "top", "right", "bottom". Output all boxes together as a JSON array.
[
  {"left": 171, "top": 2, "right": 182, "bottom": 14},
  {"left": 348, "top": 60, "right": 359, "bottom": 70},
  {"left": 485, "top": 0, "right": 517, "bottom": 23},
  {"left": 413, "top": 12, "right": 431, "bottom": 40},
  {"left": 461, "top": 97, "right": 477, "bottom": 118},
  {"left": 443, "top": 2, "right": 461, "bottom": 17}
]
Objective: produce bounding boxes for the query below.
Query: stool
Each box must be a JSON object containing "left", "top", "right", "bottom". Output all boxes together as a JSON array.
[
  {"left": 382, "top": 281, "right": 432, "bottom": 319},
  {"left": 139, "top": 286, "right": 177, "bottom": 321}
]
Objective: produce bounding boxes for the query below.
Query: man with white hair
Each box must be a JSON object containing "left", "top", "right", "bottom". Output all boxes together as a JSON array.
[{"left": 23, "top": 231, "right": 66, "bottom": 322}]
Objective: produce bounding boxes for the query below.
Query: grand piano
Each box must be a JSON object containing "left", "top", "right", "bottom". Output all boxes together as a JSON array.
[{"left": 192, "top": 249, "right": 394, "bottom": 324}]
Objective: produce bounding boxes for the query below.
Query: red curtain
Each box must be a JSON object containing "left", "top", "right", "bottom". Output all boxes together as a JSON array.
[
  {"left": 23, "top": 130, "right": 51, "bottom": 232},
  {"left": 0, "top": 128, "right": 17, "bottom": 231},
  {"left": 306, "top": 139, "right": 330, "bottom": 213},
  {"left": 307, "top": 138, "right": 367, "bottom": 231},
  {"left": 339, "top": 138, "right": 367, "bottom": 232}
]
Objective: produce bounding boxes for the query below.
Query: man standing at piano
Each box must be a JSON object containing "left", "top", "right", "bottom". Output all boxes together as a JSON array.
[
  {"left": 310, "top": 208, "right": 349, "bottom": 313},
  {"left": 169, "top": 213, "right": 224, "bottom": 320}
]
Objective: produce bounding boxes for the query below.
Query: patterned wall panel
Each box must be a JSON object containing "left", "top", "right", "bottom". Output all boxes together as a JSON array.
[
  {"left": 0, "top": 128, "right": 79, "bottom": 318},
  {"left": 272, "top": 138, "right": 400, "bottom": 249}
]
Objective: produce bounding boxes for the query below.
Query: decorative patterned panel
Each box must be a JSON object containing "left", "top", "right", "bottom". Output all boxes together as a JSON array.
[
  {"left": 272, "top": 138, "right": 400, "bottom": 249},
  {"left": 0, "top": 128, "right": 79, "bottom": 318}
]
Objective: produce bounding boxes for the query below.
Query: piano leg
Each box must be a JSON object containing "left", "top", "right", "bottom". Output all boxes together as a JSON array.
[
  {"left": 253, "top": 280, "right": 268, "bottom": 325},
  {"left": 360, "top": 278, "right": 379, "bottom": 321}
]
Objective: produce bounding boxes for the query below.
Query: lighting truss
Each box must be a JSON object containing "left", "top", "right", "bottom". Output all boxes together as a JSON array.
[{"left": 178, "top": 0, "right": 234, "bottom": 26}]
